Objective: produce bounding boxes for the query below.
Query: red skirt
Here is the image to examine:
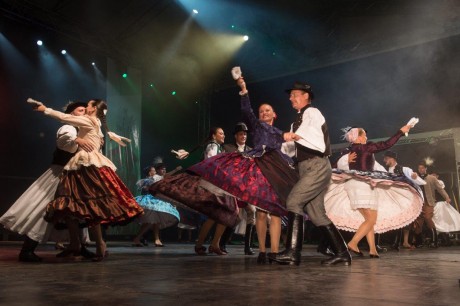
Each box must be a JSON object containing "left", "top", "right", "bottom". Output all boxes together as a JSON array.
[{"left": 45, "top": 165, "right": 143, "bottom": 227}]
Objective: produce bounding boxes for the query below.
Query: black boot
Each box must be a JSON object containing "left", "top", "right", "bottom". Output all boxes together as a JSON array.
[
  {"left": 414, "top": 232, "right": 424, "bottom": 248},
  {"left": 429, "top": 228, "right": 438, "bottom": 248},
  {"left": 18, "top": 236, "right": 42, "bottom": 262},
  {"left": 319, "top": 223, "right": 352, "bottom": 266},
  {"left": 392, "top": 229, "right": 402, "bottom": 251},
  {"left": 219, "top": 227, "right": 233, "bottom": 254},
  {"left": 375, "top": 233, "right": 387, "bottom": 253},
  {"left": 317, "top": 230, "right": 335, "bottom": 257},
  {"left": 268, "top": 212, "right": 303, "bottom": 266},
  {"left": 244, "top": 224, "right": 255, "bottom": 255}
]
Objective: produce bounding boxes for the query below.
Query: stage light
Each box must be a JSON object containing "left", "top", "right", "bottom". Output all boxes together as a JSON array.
[
  {"left": 149, "top": 83, "right": 154, "bottom": 87},
  {"left": 61, "top": 50, "right": 67, "bottom": 55},
  {"left": 91, "top": 62, "right": 96, "bottom": 66},
  {"left": 171, "top": 91, "right": 176, "bottom": 96},
  {"left": 231, "top": 25, "right": 235, "bottom": 29},
  {"left": 36, "top": 40, "right": 43, "bottom": 46},
  {"left": 243, "top": 35, "right": 249, "bottom": 41},
  {"left": 192, "top": 9, "right": 198, "bottom": 14},
  {"left": 122, "top": 73, "right": 128, "bottom": 78}
]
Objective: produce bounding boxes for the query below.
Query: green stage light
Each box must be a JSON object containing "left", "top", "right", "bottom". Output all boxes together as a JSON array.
[
  {"left": 171, "top": 91, "right": 176, "bottom": 96},
  {"left": 122, "top": 73, "right": 128, "bottom": 78}
]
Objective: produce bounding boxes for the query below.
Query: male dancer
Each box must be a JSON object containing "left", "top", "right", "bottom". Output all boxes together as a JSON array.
[
  {"left": 220, "top": 122, "right": 256, "bottom": 255},
  {"left": 414, "top": 161, "right": 451, "bottom": 248},
  {"left": 269, "top": 82, "right": 351, "bottom": 266},
  {"left": 0, "top": 101, "right": 94, "bottom": 262},
  {"left": 383, "top": 150, "right": 425, "bottom": 250}
]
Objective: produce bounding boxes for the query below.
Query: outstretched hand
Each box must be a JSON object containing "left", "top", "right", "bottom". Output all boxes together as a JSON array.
[
  {"left": 400, "top": 125, "right": 411, "bottom": 135},
  {"left": 107, "top": 131, "right": 131, "bottom": 147},
  {"left": 171, "top": 149, "right": 189, "bottom": 160},
  {"left": 27, "top": 98, "right": 46, "bottom": 112}
]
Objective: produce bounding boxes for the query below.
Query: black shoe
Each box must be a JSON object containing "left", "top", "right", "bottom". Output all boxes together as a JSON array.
[
  {"left": 80, "top": 246, "right": 96, "bottom": 259},
  {"left": 140, "top": 238, "right": 149, "bottom": 246},
  {"left": 269, "top": 212, "right": 303, "bottom": 266},
  {"left": 369, "top": 254, "right": 380, "bottom": 258},
  {"left": 429, "top": 228, "right": 438, "bottom": 248},
  {"left": 348, "top": 247, "right": 364, "bottom": 257},
  {"left": 376, "top": 245, "right": 387, "bottom": 253},
  {"left": 244, "top": 224, "right": 255, "bottom": 255},
  {"left": 19, "top": 251, "right": 42, "bottom": 262},
  {"left": 257, "top": 252, "right": 267, "bottom": 264},
  {"left": 317, "top": 244, "right": 335, "bottom": 257},
  {"left": 319, "top": 224, "right": 352, "bottom": 266},
  {"left": 56, "top": 248, "right": 81, "bottom": 258}
]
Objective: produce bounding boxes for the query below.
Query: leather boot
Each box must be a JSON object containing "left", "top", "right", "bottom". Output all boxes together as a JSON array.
[
  {"left": 319, "top": 223, "right": 352, "bottom": 266},
  {"left": 375, "top": 233, "right": 387, "bottom": 253},
  {"left": 268, "top": 212, "right": 303, "bottom": 266},
  {"left": 244, "top": 224, "right": 255, "bottom": 255},
  {"left": 392, "top": 229, "right": 402, "bottom": 251},
  {"left": 317, "top": 230, "right": 335, "bottom": 257},
  {"left": 219, "top": 227, "right": 233, "bottom": 254},
  {"left": 18, "top": 236, "right": 42, "bottom": 262},
  {"left": 429, "top": 228, "right": 438, "bottom": 248}
]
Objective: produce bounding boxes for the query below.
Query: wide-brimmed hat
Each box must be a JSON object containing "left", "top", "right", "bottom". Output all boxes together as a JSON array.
[
  {"left": 63, "top": 101, "right": 88, "bottom": 114},
  {"left": 285, "top": 81, "right": 314, "bottom": 99},
  {"left": 234, "top": 122, "right": 249, "bottom": 135},
  {"left": 384, "top": 150, "right": 398, "bottom": 160}
]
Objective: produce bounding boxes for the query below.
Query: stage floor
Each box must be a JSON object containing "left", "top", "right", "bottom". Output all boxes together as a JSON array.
[{"left": 1, "top": 242, "right": 459, "bottom": 305}]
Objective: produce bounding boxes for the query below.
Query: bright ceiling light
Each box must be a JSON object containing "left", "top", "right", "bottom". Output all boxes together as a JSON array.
[
  {"left": 192, "top": 9, "right": 198, "bottom": 14},
  {"left": 36, "top": 40, "right": 43, "bottom": 46},
  {"left": 243, "top": 35, "right": 249, "bottom": 41}
]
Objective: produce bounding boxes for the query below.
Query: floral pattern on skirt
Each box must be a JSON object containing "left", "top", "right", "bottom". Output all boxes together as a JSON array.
[
  {"left": 149, "top": 173, "right": 239, "bottom": 228},
  {"left": 188, "top": 151, "right": 297, "bottom": 216}
]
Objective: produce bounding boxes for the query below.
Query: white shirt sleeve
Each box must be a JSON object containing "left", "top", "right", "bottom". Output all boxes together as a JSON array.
[
  {"left": 374, "top": 161, "right": 387, "bottom": 172},
  {"left": 281, "top": 141, "right": 296, "bottom": 157},
  {"left": 294, "top": 107, "right": 326, "bottom": 153},
  {"left": 336, "top": 154, "right": 349, "bottom": 170},
  {"left": 402, "top": 166, "right": 426, "bottom": 185},
  {"left": 204, "top": 143, "right": 219, "bottom": 159},
  {"left": 56, "top": 124, "right": 78, "bottom": 153}
]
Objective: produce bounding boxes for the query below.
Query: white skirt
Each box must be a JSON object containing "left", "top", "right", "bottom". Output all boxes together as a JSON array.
[
  {"left": 433, "top": 201, "right": 460, "bottom": 232},
  {"left": 325, "top": 172, "right": 423, "bottom": 234},
  {"left": 0, "top": 165, "right": 68, "bottom": 243}
]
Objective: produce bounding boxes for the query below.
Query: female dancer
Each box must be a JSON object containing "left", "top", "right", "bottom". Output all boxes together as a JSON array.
[
  {"left": 132, "top": 165, "right": 180, "bottom": 247},
  {"left": 0, "top": 101, "right": 93, "bottom": 262},
  {"left": 187, "top": 74, "right": 299, "bottom": 263},
  {"left": 192, "top": 127, "right": 228, "bottom": 255},
  {"left": 325, "top": 124, "right": 423, "bottom": 258},
  {"left": 31, "top": 98, "right": 144, "bottom": 260}
]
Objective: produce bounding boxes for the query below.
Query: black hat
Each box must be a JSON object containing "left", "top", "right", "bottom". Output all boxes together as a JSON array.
[
  {"left": 384, "top": 150, "right": 397, "bottom": 160},
  {"left": 63, "top": 101, "right": 87, "bottom": 114},
  {"left": 285, "top": 81, "right": 314, "bottom": 99},
  {"left": 234, "top": 122, "right": 249, "bottom": 135},
  {"left": 154, "top": 163, "right": 166, "bottom": 171}
]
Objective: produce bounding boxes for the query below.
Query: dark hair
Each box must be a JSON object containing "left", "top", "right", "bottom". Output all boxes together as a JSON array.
[
  {"left": 90, "top": 99, "right": 110, "bottom": 133},
  {"left": 207, "top": 127, "right": 223, "bottom": 142},
  {"left": 143, "top": 165, "right": 155, "bottom": 177},
  {"left": 186, "top": 126, "right": 224, "bottom": 156}
]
